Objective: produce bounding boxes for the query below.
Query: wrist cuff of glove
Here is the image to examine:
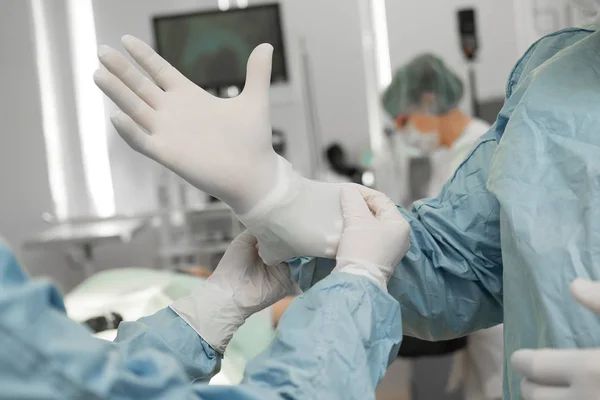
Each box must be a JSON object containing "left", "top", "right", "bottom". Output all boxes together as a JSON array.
[
  {"left": 333, "top": 259, "right": 389, "bottom": 292},
  {"left": 170, "top": 283, "right": 244, "bottom": 354},
  {"left": 235, "top": 156, "right": 301, "bottom": 224}
]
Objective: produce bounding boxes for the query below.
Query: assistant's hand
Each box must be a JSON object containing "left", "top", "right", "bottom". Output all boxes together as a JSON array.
[
  {"left": 512, "top": 279, "right": 600, "bottom": 400},
  {"left": 333, "top": 187, "right": 411, "bottom": 290},
  {"left": 94, "top": 35, "right": 280, "bottom": 214},
  {"left": 170, "top": 231, "right": 294, "bottom": 353}
]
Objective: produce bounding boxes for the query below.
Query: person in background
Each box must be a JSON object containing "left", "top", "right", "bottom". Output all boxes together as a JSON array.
[
  {"left": 0, "top": 188, "right": 409, "bottom": 400},
  {"left": 382, "top": 53, "right": 491, "bottom": 199},
  {"left": 381, "top": 53, "right": 503, "bottom": 400}
]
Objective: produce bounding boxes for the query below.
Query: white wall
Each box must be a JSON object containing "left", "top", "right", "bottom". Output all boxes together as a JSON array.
[
  {"left": 386, "top": 0, "right": 520, "bottom": 107},
  {"left": 0, "top": 0, "right": 83, "bottom": 291},
  {"left": 0, "top": 0, "right": 161, "bottom": 292},
  {"left": 512, "top": 0, "right": 594, "bottom": 55},
  {"left": 284, "top": 0, "right": 373, "bottom": 160}
]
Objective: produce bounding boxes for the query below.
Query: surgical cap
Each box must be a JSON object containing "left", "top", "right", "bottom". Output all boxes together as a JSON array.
[{"left": 382, "top": 54, "right": 464, "bottom": 118}]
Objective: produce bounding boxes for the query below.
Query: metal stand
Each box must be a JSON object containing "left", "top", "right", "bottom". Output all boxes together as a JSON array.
[{"left": 24, "top": 218, "right": 150, "bottom": 278}]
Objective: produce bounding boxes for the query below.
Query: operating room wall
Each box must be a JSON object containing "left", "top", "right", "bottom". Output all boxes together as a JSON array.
[
  {"left": 385, "top": 0, "right": 521, "bottom": 111},
  {"left": 513, "top": 0, "right": 595, "bottom": 55},
  {"left": 0, "top": 0, "right": 81, "bottom": 291}
]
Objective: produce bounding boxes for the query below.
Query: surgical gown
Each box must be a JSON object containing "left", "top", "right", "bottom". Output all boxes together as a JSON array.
[
  {"left": 0, "top": 242, "right": 402, "bottom": 399},
  {"left": 291, "top": 23, "right": 600, "bottom": 400}
]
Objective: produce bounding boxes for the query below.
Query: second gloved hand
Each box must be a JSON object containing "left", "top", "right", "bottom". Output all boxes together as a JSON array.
[
  {"left": 511, "top": 279, "right": 600, "bottom": 400},
  {"left": 170, "top": 232, "right": 294, "bottom": 353},
  {"left": 94, "top": 35, "right": 344, "bottom": 266},
  {"left": 333, "top": 187, "right": 411, "bottom": 290}
]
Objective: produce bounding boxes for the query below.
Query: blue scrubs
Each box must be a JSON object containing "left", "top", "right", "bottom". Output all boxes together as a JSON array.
[
  {"left": 0, "top": 241, "right": 402, "bottom": 399},
  {"left": 292, "top": 23, "right": 600, "bottom": 399}
]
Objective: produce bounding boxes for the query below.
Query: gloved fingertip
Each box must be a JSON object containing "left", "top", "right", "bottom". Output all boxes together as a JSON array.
[
  {"left": 340, "top": 187, "right": 372, "bottom": 220},
  {"left": 109, "top": 110, "right": 123, "bottom": 122},
  {"left": 92, "top": 68, "right": 106, "bottom": 84},
  {"left": 570, "top": 278, "right": 592, "bottom": 293},
  {"left": 234, "top": 231, "right": 258, "bottom": 248},
  {"left": 340, "top": 186, "right": 354, "bottom": 200},
  {"left": 121, "top": 34, "right": 137, "bottom": 47},
  {"left": 570, "top": 278, "right": 600, "bottom": 312},
  {"left": 256, "top": 43, "right": 274, "bottom": 55},
  {"left": 511, "top": 349, "right": 534, "bottom": 373},
  {"left": 97, "top": 45, "right": 111, "bottom": 59}
]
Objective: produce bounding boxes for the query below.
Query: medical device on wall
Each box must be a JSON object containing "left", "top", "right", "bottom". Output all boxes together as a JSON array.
[
  {"left": 153, "top": 4, "right": 289, "bottom": 95},
  {"left": 457, "top": 8, "right": 480, "bottom": 118}
]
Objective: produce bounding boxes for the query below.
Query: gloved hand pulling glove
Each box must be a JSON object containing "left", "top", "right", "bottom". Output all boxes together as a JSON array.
[
  {"left": 333, "top": 186, "right": 411, "bottom": 290},
  {"left": 170, "top": 231, "right": 294, "bottom": 353}
]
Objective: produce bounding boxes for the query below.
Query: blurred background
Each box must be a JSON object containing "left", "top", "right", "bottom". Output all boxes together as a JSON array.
[{"left": 0, "top": 0, "right": 595, "bottom": 398}]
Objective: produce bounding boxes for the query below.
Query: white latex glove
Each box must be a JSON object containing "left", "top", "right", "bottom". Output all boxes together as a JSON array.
[
  {"left": 511, "top": 279, "right": 600, "bottom": 400},
  {"left": 94, "top": 35, "right": 343, "bottom": 266},
  {"left": 170, "top": 231, "right": 294, "bottom": 353},
  {"left": 333, "top": 187, "right": 411, "bottom": 290}
]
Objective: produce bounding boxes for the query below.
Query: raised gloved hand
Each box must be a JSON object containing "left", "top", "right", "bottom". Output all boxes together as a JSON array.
[
  {"left": 170, "top": 231, "right": 294, "bottom": 353},
  {"left": 333, "top": 187, "right": 411, "bottom": 290},
  {"left": 94, "top": 35, "right": 343, "bottom": 266},
  {"left": 511, "top": 279, "right": 600, "bottom": 400},
  {"left": 94, "top": 35, "right": 280, "bottom": 213}
]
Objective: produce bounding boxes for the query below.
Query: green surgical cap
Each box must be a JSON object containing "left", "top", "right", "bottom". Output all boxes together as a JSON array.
[{"left": 382, "top": 54, "right": 464, "bottom": 118}]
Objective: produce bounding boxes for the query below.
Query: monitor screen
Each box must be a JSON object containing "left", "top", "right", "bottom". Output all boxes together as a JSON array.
[{"left": 153, "top": 4, "right": 288, "bottom": 91}]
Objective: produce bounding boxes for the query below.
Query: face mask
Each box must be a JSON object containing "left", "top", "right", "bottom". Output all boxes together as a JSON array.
[{"left": 402, "top": 124, "right": 441, "bottom": 154}]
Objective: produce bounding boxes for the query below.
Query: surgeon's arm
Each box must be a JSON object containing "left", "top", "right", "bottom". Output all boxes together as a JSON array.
[
  {"left": 127, "top": 273, "right": 402, "bottom": 400},
  {"left": 0, "top": 246, "right": 221, "bottom": 398},
  {"left": 112, "top": 308, "right": 221, "bottom": 382},
  {"left": 1, "top": 270, "right": 399, "bottom": 399},
  {"left": 242, "top": 273, "right": 403, "bottom": 399},
  {"left": 0, "top": 188, "right": 405, "bottom": 399},
  {"left": 293, "top": 131, "right": 505, "bottom": 341},
  {"left": 0, "top": 235, "right": 292, "bottom": 399}
]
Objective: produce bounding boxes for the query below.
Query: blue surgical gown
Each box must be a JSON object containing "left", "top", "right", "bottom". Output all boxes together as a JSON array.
[
  {"left": 0, "top": 241, "right": 402, "bottom": 399},
  {"left": 291, "top": 23, "right": 600, "bottom": 400}
]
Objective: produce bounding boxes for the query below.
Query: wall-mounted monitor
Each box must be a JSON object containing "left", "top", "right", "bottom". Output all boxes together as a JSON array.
[{"left": 153, "top": 4, "right": 288, "bottom": 91}]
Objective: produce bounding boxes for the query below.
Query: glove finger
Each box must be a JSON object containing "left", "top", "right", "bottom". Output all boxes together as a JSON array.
[
  {"left": 110, "top": 111, "right": 155, "bottom": 155},
  {"left": 241, "top": 44, "right": 273, "bottom": 104},
  {"left": 216, "top": 231, "right": 259, "bottom": 274},
  {"left": 352, "top": 184, "right": 401, "bottom": 221},
  {"left": 511, "top": 349, "right": 576, "bottom": 386},
  {"left": 98, "top": 45, "right": 163, "bottom": 108},
  {"left": 570, "top": 279, "right": 600, "bottom": 314},
  {"left": 94, "top": 68, "right": 155, "bottom": 131},
  {"left": 520, "top": 379, "right": 570, "bottom": 400},
  {"left": 233, "top": 231, "right": 259, "bottom": 248},
  {"left": 341, "top": 187, "right": 373, "bottom": 223},
  {"left": 371, "top": 195, "right": 401, "bottom": 221},
  {"left": 121, "top": 35, "right": 190, "bottom": 90}
]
